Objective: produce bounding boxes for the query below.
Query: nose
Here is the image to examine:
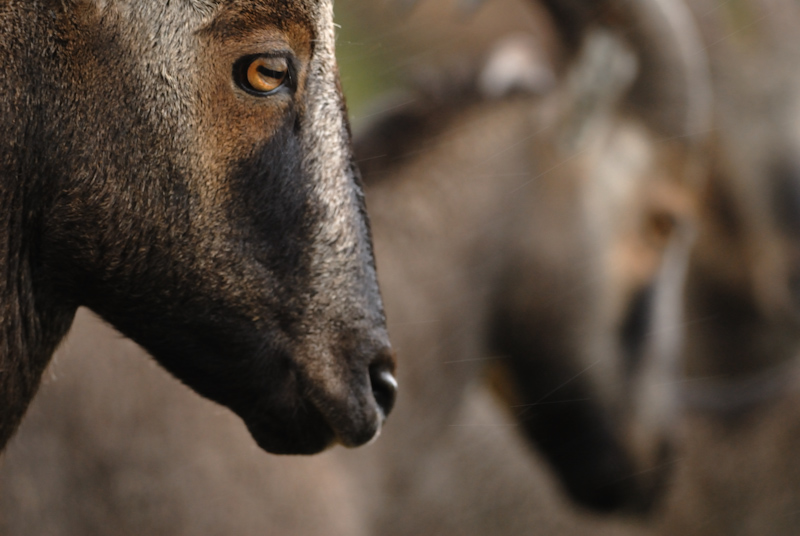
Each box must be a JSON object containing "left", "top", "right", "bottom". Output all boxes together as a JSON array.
[{"left": 369, "top": 361, "right": 397, "bottom": 420}]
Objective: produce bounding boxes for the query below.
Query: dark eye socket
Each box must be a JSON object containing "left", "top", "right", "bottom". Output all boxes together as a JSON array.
[
  {"left": 619, "top": 283, "right": 655, "bottom": 376},
  {"left": 234, "top": 54, "right": 292, "bottom": 96}
]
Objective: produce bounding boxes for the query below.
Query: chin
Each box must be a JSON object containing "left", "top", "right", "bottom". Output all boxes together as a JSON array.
[{"left": 245, "top": 414, "right": 337, "bottom": 455}]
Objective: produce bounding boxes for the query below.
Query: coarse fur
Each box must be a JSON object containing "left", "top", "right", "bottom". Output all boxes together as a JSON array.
[{"left": 0, "top": 0, "right": 395, "bottom": 454}]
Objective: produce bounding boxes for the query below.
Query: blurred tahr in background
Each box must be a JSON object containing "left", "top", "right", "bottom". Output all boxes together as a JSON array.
[
  {"left": 3, "top": 0, "right": 800, "bottom": 535},
  {"left": 353, "top": 0, "right": 709, "bottom": 519}
]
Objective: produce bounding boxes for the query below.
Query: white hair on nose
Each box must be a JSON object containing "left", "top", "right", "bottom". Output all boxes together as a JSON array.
[{"left": 302, "top": 0, "right": 366, "bottom": 266}]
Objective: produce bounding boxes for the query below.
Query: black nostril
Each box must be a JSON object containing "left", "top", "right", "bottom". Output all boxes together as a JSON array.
[{"left": 369, "top": 363, "right": 397, "bottom": 420}]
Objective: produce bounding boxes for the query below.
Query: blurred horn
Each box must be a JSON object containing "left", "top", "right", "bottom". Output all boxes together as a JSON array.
[{"left": 537, "top": 0, "right": 712, "bottom": 143}]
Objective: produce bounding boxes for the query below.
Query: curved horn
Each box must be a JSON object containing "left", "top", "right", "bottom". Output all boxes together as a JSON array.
[{"left": 538, "top": 0, "right": 712, "bottom": 143}]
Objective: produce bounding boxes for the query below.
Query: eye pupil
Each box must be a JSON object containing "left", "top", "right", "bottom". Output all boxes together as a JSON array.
[
  {"left": 257, "top": 66, "right": 283, "bottom": 79},
  {"left": 239, "top": 55, "right": 289, "bottom": 95}
]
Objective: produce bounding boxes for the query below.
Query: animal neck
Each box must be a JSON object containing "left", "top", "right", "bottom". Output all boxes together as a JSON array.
[
  {"left": 0, "top": 150, "right": 75, "bottom": 451},
  {"left": 0, "top": 9, "right": 80, "bottom": 447}
]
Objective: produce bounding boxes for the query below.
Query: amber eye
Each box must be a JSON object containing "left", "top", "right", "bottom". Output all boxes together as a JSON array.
[{"left": 235, "top": 55, "right": 290, "bottom": 96}]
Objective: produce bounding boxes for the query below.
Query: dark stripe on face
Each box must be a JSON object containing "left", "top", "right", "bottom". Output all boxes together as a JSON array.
[
  {"left": 620, "top": 283, "right": 655, "bottom": 376},
  {"left": 225, "top": 114, "right": 318, "bottom": 332}
]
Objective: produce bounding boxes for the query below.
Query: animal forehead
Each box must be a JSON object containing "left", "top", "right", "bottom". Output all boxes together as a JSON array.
[{"left": 203, "top": 0, "right": 320, "bottom": 39}]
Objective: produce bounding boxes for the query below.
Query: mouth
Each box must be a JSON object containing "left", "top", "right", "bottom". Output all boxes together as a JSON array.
[
  {"left": 236, "top": 337, "right": 397, "bottom": 455},
  {"left": 244, "top": 402, "right": 338, "bottom": 455},
  {"left": 312, "top": 359, "right": 398, "bottom": 449},
  {"left": 242, "top": 367, "right": 396, "bottom": 455},
  {"left": 244, "top": 402, "right": 383, "bottom": 455}
]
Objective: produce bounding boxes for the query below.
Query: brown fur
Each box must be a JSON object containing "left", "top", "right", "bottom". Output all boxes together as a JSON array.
[{"left": 0, "top": 0, "right": 396, "bottom": 454}]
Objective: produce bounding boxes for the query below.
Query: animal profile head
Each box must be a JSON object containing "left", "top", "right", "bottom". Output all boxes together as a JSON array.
[{"left": 0, "top": 0, "right": 396, "bottom": 454}]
